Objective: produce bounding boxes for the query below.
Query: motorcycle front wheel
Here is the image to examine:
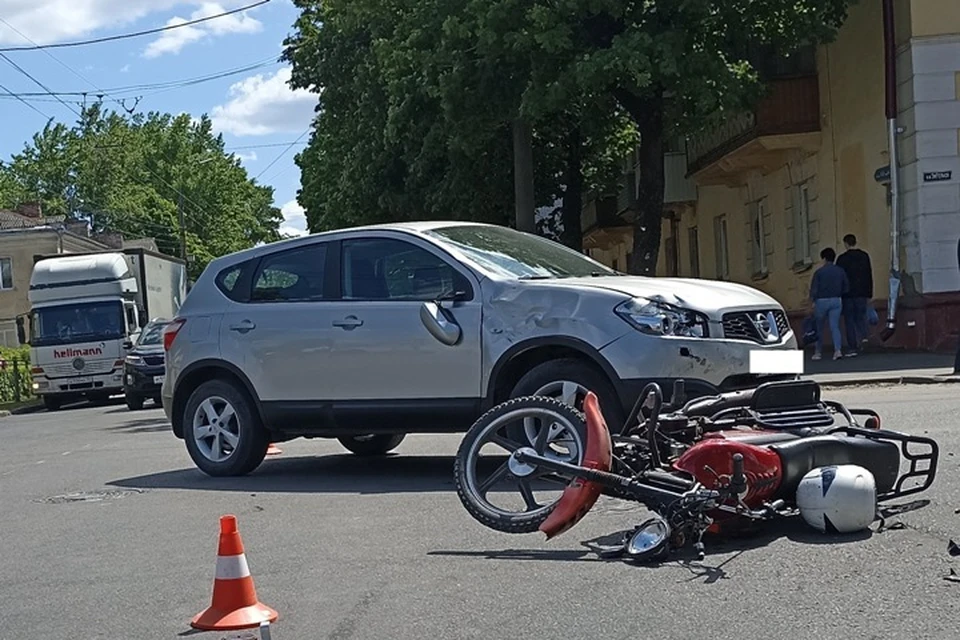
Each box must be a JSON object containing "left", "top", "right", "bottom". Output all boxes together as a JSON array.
[{"left": 454, "top": 396, "right": 588, "bottom": 534}]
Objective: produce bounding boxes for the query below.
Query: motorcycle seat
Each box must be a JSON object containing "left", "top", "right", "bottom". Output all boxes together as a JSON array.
[{"left": 769, "top": 435, "right": 900, "bottom": 497}]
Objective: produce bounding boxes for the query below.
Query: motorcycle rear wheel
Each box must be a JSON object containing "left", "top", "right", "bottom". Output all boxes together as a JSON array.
[{"left": 454, "top": 396, "right": 588, "bottom": 534}]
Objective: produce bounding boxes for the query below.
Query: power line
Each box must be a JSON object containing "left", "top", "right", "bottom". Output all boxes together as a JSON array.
[
  {"left": 0, "top": 52, "right": 80, "bottom": 117},
  {"left": 0, "top": 56, "right": 281, "bottom": 99},
  {"left": 0, "top": 0, "right": 273, "bottom": 52},
  {"left": 254, "top": 127, "right": 311, "bottom": 181},
  {"left": 0, "top": 81, "right": 50, "bottom": 118},
  {"left": 0, "top": 17, "right": 104, "bottom": 95},
  {"left": 226, "top": 141, "right": 309, "bottom": 151}
]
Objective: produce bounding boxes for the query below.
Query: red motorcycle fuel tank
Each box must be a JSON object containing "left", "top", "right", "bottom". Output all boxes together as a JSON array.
[
  {"left": 539, "top": 391, "right": 613, "bottom": 540},
  {"left": 674, "top": 438, "right": 784, "bottom": 505}
]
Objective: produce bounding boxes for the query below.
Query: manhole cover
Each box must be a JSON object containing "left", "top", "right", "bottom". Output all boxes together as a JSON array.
[{"left": 35, "top": 488, "right": 145, "bottom": 504}]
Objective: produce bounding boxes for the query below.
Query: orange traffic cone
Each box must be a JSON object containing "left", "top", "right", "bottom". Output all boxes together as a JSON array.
[
  {"left": 266, "top": 442, "right": 282, "bottom": 456},
  {"left": 191, "top": 515, "right": 279, "bottom": 631}
]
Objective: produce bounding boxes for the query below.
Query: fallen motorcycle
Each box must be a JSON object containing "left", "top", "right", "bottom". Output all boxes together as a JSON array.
[{"left": 453, "top": 378, "right": 939, "bottom": 563}]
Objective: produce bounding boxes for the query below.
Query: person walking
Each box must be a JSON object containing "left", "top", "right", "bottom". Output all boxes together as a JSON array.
[
  {"left": 809, "top": 247, "right": 849, "bottom": 361},
  {"left": 835, "top": 233, "right": 873, "bottom": 356}
]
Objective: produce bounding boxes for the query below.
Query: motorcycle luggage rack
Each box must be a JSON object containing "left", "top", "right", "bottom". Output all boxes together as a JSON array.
[{"left": 826, "top": 425, "right": 939, "bottom": 500}]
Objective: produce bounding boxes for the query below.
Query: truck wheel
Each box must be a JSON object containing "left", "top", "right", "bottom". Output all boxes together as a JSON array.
[
  {"left": 43, "top": 396, "right": 62, "bottom": 412},
  {"left": 337, "top": 434, "right": 406, "bottom": 456},
  {"left": 125, "top": 393, "right": 145, "bottom": 411},
  {"left": 182, "top": 379, "right": 268, "bottom": 477},
  {"left": 509, "top": 358, "right": 626, "bottom": 436}
]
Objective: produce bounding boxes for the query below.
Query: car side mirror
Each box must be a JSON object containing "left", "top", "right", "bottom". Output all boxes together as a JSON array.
[
  {"left": 419, "top": 301, "right": 462, "bottom": 346},
  {"left": 123, "top": 340, "right": 134, "bottom": 350},
  {"left": 15, "top": 316, "right": 26, "bottom": 346}
]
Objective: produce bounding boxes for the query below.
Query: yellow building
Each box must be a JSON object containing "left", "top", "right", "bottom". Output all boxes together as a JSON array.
[{"left": 583, "top": 0, "right": 960, "bottom": 352}]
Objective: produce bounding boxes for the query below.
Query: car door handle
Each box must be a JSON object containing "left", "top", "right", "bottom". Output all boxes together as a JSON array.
[
  {"left": 229, "top": 320, "right": 256, "bottom": 333},
  {"left": 332, "top": 316, "right": 363, "bottom": 330}
]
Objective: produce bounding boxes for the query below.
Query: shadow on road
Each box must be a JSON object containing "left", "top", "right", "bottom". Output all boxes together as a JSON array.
[
  {"left": 108, "top": 454, "right": 545, "bottom": 495},
  {"left": 429, "top": 502, "right": 930, "bottom": 581},
  {"left": 105, "top": 418, "right": 172, "bottom": 433}
]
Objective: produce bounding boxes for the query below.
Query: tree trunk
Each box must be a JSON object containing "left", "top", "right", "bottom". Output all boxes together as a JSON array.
[
  {"left": 613, "top": 88, "right": 665, "bottom": 276},
  {"left": 559, "top": 125, "right": 583, "bottom": 252},
  {"left": 512, "top": 118, "right": 536, "bottom": 233}
]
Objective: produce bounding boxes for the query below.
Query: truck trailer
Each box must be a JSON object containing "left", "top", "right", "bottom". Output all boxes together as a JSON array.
[{"left": 16, "top": 248, "right": 188, "bottom": 411}]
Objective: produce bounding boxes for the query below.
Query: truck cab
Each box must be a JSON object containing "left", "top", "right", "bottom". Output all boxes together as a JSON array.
[{"left": 17, "top": 250, "right": 186, "bottom": 411}]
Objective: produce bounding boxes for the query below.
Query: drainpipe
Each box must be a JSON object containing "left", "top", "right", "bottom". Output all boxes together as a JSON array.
[{"left": 881, "top": 0, "right": 902, "bottom": 342}]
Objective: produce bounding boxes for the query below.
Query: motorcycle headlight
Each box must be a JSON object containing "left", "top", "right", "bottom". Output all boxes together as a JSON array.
[{"left": 614, "top": 297, "right": 709, "bottom": 338}]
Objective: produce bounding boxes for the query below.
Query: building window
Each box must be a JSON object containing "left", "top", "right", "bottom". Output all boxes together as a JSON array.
[
  {"left": 794, "top": 183, "right": 813, "bottom": 267},
  {"left": 0, "top": 258, "right": 12, "bottom": 290},
  {"left": 688, "top": 227, "right": 700, "bottom": 277},
  {"left": 750, "top": 198, "right": 768, "bottom": 277},
  {"left": 714, "top": 215, "right": 729, "bottom": 280}
]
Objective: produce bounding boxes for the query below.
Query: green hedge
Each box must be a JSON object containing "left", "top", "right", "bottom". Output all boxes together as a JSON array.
[{"left": 0, "top": 345, "right": 34, "bottom": 404}]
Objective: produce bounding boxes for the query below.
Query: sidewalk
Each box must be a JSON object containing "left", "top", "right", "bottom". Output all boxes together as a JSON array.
[{"left": 801, "top": 350, "right": 960, "bottom": 387}]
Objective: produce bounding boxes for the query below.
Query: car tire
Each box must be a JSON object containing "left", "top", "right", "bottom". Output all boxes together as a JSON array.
[
  {"left": 125, "top": 393, "right": 145, "bottom": 411},
  {"left": 182, "top": 379, "right": 269, "bottom": 477},
  {"left": 509, "top": 358, "right": 626, "bottom": 436},
  {"left": 337, "top": 434, "right": 406, "bottom": 456}
]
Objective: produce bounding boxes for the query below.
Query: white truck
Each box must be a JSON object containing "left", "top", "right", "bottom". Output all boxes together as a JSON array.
[{"left": 16, "top": 248, "right": 188, "bottom": 411}]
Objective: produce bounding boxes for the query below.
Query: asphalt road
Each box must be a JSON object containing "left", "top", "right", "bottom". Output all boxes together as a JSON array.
[{"left": 1, "top": 386, "right": 959, "bottom": 640}]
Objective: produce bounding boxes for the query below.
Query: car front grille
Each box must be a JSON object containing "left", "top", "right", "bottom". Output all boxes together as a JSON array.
[
  {"left": 721, "top": 309, "right": 791, "bottom": 344},
  {"left": 142, "top": 354, "right": 165, "bottom": 367}
]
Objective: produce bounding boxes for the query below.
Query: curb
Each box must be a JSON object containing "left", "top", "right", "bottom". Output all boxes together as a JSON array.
[
  {"left": 815, "top": 375, "right": 960, "bottom": 388},
  {"left": 0, "top": 401, "right": 44, "bottom": 418}
]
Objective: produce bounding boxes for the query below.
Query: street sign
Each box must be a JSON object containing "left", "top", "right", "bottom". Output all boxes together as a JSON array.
[{"left": 923, "top": 170, "right": 953, "bottom": 182}]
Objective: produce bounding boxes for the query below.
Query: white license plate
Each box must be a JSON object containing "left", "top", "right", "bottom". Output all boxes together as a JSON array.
[
  {"left": 749, "top": 349, "right": 805, "bottom": 375},
  {"left": 71, "top": 377, "right": 93, "bottom": 385},
  {"left": 153, "top": 376, "right": 165, "bottom": 384}
]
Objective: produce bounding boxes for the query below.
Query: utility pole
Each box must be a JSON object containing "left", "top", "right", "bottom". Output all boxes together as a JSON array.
[
  {"left": 178, "top": 191, "right": 187, "bottom": 260},
  {"left": 954, "top": 237, "right": 960, "bottom": 374},
  {"left": 512, "top": 118, "right": 536, "bottom": 233}
]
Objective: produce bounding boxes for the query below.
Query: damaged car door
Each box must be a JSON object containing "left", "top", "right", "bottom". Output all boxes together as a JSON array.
[{"left": 325, "top": 235, "right": 483, "bottom": 432}]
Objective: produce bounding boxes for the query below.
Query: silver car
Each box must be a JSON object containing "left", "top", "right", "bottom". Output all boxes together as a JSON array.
[{"left": 161, "top": 221, "right": 800, "bottom": 476}]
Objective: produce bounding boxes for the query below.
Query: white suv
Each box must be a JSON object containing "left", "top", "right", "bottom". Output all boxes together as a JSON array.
[{"left": 161, "top": 221, "right": 800, "bottom": 476}]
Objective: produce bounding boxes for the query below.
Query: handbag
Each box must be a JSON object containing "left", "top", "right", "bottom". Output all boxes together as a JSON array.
[{"left": 801, "top": 315, "right": 819, "bottom": 347}]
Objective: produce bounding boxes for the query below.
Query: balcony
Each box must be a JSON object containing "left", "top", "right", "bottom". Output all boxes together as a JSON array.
[{"left": 685, "top": 75, "right": 822, "bottom": 186}]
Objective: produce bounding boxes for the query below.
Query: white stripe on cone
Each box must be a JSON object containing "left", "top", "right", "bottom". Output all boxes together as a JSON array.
[{"left": 215, "top": 553, "right": 251, "bottom": 580}]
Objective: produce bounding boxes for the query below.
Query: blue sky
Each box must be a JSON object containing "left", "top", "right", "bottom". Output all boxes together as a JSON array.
[{"left": 0, "top": 0, "right": 315, "bottom": 237}]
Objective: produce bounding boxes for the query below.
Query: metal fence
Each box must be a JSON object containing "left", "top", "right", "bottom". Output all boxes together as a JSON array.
[{"left": 0, "top": 355, "right": 34, "bottom": 404}]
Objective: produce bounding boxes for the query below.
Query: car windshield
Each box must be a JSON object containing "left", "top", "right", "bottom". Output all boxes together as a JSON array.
[
  {"left": 137, "top": 321, "right": 169, "bottom": 346},
  {"left": 424, "top": 224, "right": 620, "bottom": 279},
  {"left": 30, "top": 300, "right": 125, "bottom": 347}
]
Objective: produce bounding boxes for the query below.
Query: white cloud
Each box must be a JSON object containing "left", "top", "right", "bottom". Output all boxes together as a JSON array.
[
  {"left": 234, "top": 150, "right": 257, "bottom": 162},
  {"left": 279, "top": 199, "right": 307, "bottom": 237},
  {"left": 0, "top": 1, "right": 257, "bottom": 47},
  {"left": 143, "top": 2, "right": 262, "bottom": 59},
  {"left": 210, "top": 67, "right": 317, "bottom": 137}
]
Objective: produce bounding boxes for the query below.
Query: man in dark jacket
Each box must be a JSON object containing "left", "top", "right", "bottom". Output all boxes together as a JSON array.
[{"left": 835, "top": 233, "right": 873, "bottom": 356}]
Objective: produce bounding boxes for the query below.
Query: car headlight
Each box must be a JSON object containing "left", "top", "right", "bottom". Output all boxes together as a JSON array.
[
  {"left": 125, "top": 355, "right": 145, "bottom": 366},
  {"left": 614, "top": 298, "right": 710, "bottom": 338}
]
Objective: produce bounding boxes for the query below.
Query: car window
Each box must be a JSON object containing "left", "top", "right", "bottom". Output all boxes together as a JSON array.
[
  {"left": 251, "top": 243, "right": 328, "bottom": 302},
  {"left": 424, "top": 224, "right": 619, "bottom": 279},
  {"left": 341, "top": 238, "right": 463, "bottom": 301},
  {"left": 137, "top": 322, "right": 169, "bottom": 346}
]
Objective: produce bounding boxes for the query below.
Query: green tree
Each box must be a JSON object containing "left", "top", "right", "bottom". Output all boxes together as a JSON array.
[
  {"left": 294, "top": 0, "right": 854, "bottom": 273},
  {"left": 0, "top": 104, "right": 284, "bottom": 277},
  {"left": 283, "top": 0, "right": 636, "bottom": 252}
]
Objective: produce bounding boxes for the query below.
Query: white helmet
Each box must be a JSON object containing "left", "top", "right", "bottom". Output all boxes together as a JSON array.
[{"left": 795, "top": 465, "right": 878, "bottom": 534}]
